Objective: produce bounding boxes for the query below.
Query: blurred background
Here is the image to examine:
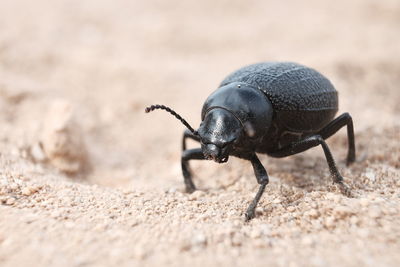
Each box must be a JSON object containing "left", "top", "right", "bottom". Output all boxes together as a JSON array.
[
  {"left": 0, "top": 0, "right": 399, "bottom": 266},
  {"left": 1, "top": 0, "right": 398, "bottom": 186}
]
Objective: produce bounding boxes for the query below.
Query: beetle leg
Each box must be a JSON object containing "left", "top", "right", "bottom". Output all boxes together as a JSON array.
[
  {"left": 317, "top": 112, "right": 356, "bottom": 166},
  {"left": 182, "top": 129, "right": 200, "bottom": 150},
  {"left": 245, "top": 154, "right": 269, "bottom": 221},
  {"left": 269, "top": 135, "right": 352, "bottom": 197},
  {"left": 181, "top": 148, "right": 205, "bottom": 193}
]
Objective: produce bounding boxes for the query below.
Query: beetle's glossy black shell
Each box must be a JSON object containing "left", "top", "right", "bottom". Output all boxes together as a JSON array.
[{"left": 220, "top": 62, "right": 338, "bottom": 133}]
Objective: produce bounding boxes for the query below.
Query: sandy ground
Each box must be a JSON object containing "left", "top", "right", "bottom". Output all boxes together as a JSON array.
[{"left": 1, "top": 0, "right": 400, "bottom": 266}]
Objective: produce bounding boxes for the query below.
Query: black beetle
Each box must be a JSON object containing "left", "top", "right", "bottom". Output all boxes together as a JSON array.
[{"left": 146, "top": 62, "right": 355, "bottom": 221}]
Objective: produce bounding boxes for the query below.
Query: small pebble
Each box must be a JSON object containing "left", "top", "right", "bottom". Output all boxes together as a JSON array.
[
  {"left": 325, "top": 216, "right": 335, "bottom": 228},
  {"left": 365, "top": 170, "right": 376, "bottom": 182},
  {"left": 132, "top": 247, "right": 147, "bottom": 260},
  {"left": 350, "top": 216, "right": 359, "bottom": 225},
  {"left": 287, "top": 206, "right": 296, "bottom": 212},
  {"left": 249, "top": 228, "right": 262, "bottom": 238},
  {"left": 5, "top": 197, "right": 16, "bottom": 205},
  {"left": 21, "top": 187, "right": 34, "bottom": 196},
  {"left": 359, "top": 198, "right": 370, "bottom": 207},
  {"left": 255, "top": 207, "right": 264, "bottom": 215},
  {"left": 188, "top": 191, "right": 204, "bottom": 201},
  {"left": 191, "top": 233, "right": 207, "bottom": 247},
  {"left": 333, "top": 206, "right": 354, "bottom": 218},
  {"left": 9, "top": 183, "right": 19, "bottom": 190},
  {"left": 167, "top": 187, "right": 177, "bottom": 194},
  {"left": 368, "top": 207, "right": 382, "bottom": 219},
  {"left": 272, "top": 198, "right": 282, "bottom": 204},
  {"left": 231, "top": 234, "right": 242, "bottom": 246},
  {"left": 51, "top": 210, "right": 61, "bottom": 218},
  {"left": 41, "top": 99, "right": 89, "bottom": 174},
  {"left": 305, "top": 209, "right": 319, "bottom": 219},
  {"left": 301, "top": 236, "right": 315, "bottom": 246}
]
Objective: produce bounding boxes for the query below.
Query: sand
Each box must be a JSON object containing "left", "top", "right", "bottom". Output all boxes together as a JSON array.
[{"left": 0, "top": 0, "right": 399, "bottom": 266}]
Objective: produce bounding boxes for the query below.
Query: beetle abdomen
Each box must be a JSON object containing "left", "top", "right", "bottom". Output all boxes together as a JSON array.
[{"left": 220, "top": 62, "right": 338, "bottom": 132}]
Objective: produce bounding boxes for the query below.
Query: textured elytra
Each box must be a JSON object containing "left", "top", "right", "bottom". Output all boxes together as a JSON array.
[
  {"left": 220, "top": 62, "right": 338, "bottom": 112},
  {"left": 219, "top": 62, "right": 339, "bottom": 132}
]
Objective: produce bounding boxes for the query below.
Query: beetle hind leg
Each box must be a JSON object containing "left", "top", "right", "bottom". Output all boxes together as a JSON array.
[
  {"left": 317, "top": 112, "right": 356, "bottom": 166},
  {"left": 269, "top": 135, "right": 352, "bottom": 197}
]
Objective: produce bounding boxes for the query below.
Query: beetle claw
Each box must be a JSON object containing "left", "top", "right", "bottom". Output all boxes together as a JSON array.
[
  {"left": 336, "top": 182, "right": 353, "bottom": 198},
  {"left": 185, "top": 185, "right": 196, "bottom": 194},
  {"left": 220, "top": 157, "right": 228, "bottom": 163},
  {"left": 244, "top": 209, "right": 255, "bottom": 221}
]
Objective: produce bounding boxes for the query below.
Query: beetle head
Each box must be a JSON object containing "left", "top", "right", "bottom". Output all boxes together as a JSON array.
[
  {"left": 201, "top": 81, "right": 274, "bottom": 142},
  {"left": 197, "top": 108, "right": 242, "bottom": 163}
]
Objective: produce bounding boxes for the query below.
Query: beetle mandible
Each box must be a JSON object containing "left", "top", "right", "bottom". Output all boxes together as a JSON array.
[{"left": 145, "top": 62, "right": 356, "bottom": 221}]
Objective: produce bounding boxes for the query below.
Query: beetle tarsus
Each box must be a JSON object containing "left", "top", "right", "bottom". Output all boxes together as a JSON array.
[
  {"left": 184, "top": 177, "right": 196, "bottom": 193},
  {"left": 346, "top": 152, "right": 356, "bottom": 166},
  {"left": 336, "top": 181, "right": 353, "bottom": 198},
  {"left": 245, "top": 183, "right": 267, "bottom": 221}
]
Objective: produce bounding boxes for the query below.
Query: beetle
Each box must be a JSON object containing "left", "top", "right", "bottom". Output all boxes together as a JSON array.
[{"left": 145, "top": 62, "right": 355, "bottom": 221}]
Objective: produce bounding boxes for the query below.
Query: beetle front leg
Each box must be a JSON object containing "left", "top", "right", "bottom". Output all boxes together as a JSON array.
[
  {"left": 182, "top": 129, "right": 200, "bottom": 150},
  {"left": 181, "top": 148, "right": 205, "bottom": 193},
  {"left": 245, "top": 154, "right": 269, "bottom": 221}
]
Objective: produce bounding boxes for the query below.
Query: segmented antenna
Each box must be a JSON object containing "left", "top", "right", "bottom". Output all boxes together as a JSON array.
[{"left": 145, "top": 104, "right": 198, "bottom": 135}]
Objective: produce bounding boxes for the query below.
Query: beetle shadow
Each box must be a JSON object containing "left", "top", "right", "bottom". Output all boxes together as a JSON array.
[
  {"left": 188, "top": 157, "right": 255, "bottom": 192},
  {"left": 261, "top": 150, "right": 357, "bottom": 192}
]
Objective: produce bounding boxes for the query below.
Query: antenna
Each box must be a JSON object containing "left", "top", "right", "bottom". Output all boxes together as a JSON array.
[{"left": 145, "top": 104, "right": 198, "bottom": 135}]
